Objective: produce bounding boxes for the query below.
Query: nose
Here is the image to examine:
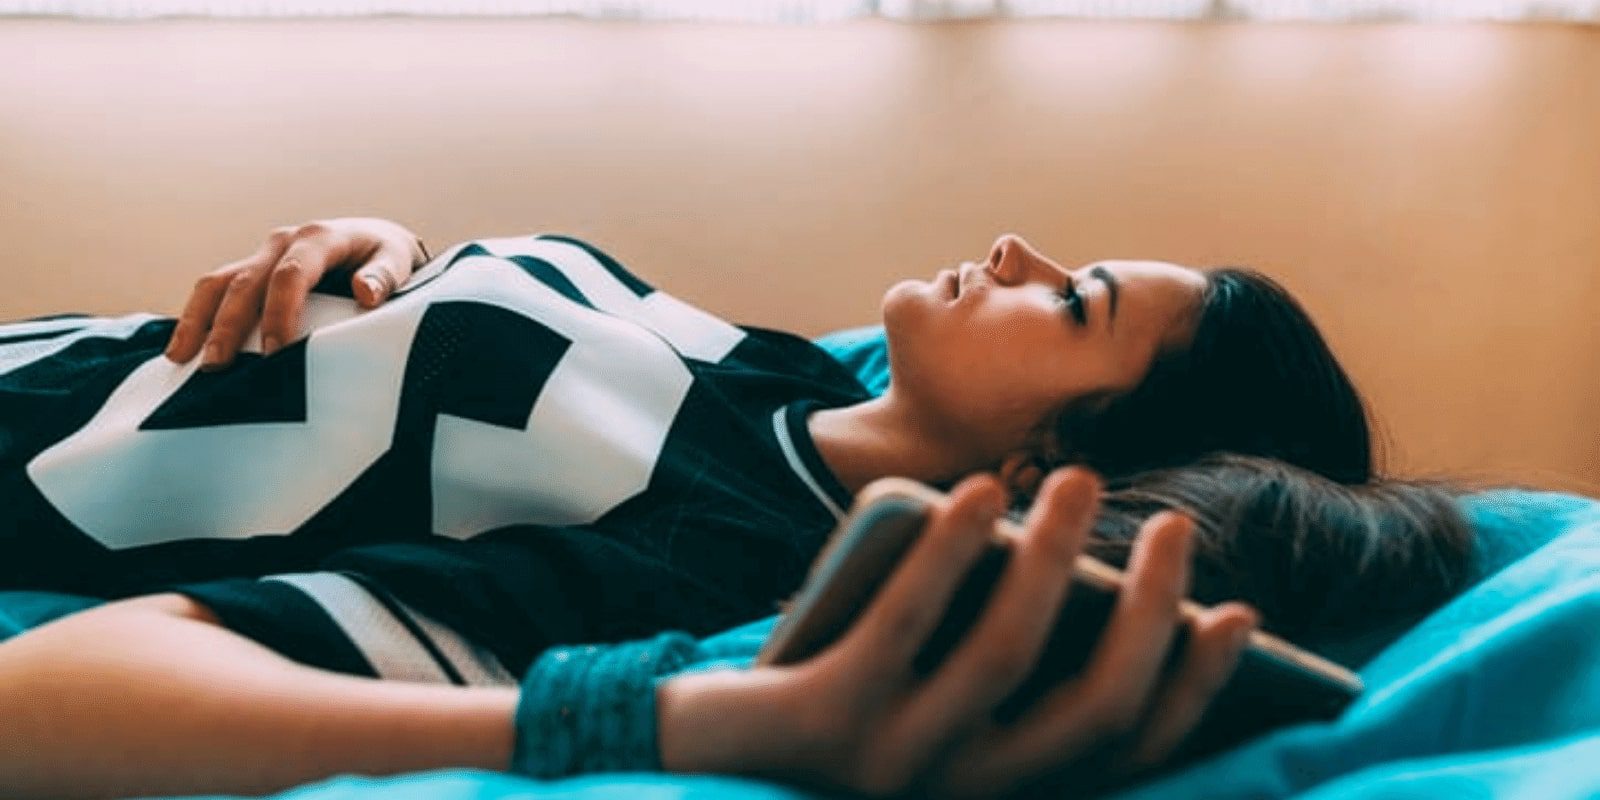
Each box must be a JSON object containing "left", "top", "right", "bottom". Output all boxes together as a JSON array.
[{"left": 987, "top": 233, "right": 1050, "bottom": 286}]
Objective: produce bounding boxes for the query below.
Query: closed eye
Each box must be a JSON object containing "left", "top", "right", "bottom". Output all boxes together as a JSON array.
[{"left": 1058, "top": 278, "right": 1087, "bottom": 326}]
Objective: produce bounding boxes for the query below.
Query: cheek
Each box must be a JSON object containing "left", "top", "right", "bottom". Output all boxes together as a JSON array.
[
  {"left": 1071, "top": 353, "right": 1152, "bottom": 413},
  {"left": 895, "top": 298, "right": 1107, "bottom": 416},
  {"left": 959, "top": 336, "right": 1077, "bottom": 421},
  {"left": 890, "top": 327, "right": 1015, "bottom": 417},
  {"left": 1003, "top": 331, "right": 1126, "bottom": 410}
]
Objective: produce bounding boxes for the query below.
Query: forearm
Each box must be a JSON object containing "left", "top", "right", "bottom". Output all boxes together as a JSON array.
[{"left": 0, "top": 594, "right": 516, "bottom": 800}]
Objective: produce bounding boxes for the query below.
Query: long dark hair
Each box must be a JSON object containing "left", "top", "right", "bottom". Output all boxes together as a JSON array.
[
  {"left": 1086, "top": 453, "right": 1475, "bottom": 643},
  {"left": 1054, "top": 268, "right": 1374, "bottom": 485}
]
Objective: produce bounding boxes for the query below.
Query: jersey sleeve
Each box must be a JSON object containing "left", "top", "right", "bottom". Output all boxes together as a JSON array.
[
  {"left": 166, "top": 528, "right": 778, "bottom": 780},
  {"left": 170, "top": 550, "right": 776, "bottom": 780},
  {"left": 161, "top": 523, "right": 762, "bottom": 687}
]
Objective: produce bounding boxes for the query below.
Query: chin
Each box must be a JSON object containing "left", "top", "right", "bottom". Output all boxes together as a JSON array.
[
  {"left": 881, "top": 278, "right": 926, "bottom": 309},
  {"left": 879, "top": 280, "right": 926, "bottom": 340},
  {"left": 878, "top": 285, "right": 930, "bottom": 383},
  {"left": 883, "top": 277, "right": 943, "bottom": 316}
]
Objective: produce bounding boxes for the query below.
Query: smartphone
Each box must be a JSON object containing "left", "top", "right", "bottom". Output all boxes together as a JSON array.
[{"left": 759, "top": 477, "right": 1362, "bottom": 761}]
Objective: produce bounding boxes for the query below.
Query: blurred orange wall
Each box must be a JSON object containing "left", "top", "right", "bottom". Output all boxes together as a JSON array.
[{"left": 1, "top": 18, "right": 1596, "bottom": 491}]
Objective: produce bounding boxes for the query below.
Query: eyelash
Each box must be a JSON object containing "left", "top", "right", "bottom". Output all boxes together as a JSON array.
[{"left": 1058, "top": 280, "right": 1087, "bottom": 325}]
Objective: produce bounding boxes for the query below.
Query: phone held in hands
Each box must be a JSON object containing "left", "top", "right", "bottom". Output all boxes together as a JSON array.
[{"left": 758, "top": 477, "right": 1362, "bottom": 762}]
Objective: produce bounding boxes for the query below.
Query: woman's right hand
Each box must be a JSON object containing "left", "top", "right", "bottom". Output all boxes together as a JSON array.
[
  {"left": 164, "top": 218, "right": 428, "bottom": 371},
  {"left": 656, "top": 468, "right": 1258, "bottom": 798}
]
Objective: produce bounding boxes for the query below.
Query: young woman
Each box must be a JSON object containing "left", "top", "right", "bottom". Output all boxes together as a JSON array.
[{"left": 0, "top": 218, "right": 1409, "bottom": 797}]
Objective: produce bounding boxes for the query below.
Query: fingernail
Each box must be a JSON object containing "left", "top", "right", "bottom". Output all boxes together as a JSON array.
[
  {"left": 201, "top": 342, "right": 221, "bottom": 368},
  {"left": 262, "top": 336, "right": 280, "bottom": 356},
  {"left": 365, "top": 275, "right": 385, "bottom": 297}
]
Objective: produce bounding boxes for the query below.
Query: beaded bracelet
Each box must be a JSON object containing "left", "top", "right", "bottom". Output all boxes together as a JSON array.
[{"left": 512, "top": 632, "right": 702, "bottom": 778}]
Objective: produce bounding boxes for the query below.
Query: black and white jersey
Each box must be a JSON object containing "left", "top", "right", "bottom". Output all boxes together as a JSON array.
[{"left": 0, "top": 234, "right": 870, "bottom": 680}]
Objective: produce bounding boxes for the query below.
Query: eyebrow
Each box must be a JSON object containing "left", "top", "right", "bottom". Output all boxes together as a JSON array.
[{"left": 1089, "top": 265, "right": 1119, "bottom": 326}]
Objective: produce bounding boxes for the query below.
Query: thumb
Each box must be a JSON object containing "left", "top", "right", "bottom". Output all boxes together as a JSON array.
[{"left": 351, "top": 253, "right": 407, "bottom": 308}]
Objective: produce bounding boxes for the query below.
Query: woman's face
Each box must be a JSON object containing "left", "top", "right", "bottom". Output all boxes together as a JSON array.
[{"left": 881, "top": 234, "right": 1208, "bottom": 462}]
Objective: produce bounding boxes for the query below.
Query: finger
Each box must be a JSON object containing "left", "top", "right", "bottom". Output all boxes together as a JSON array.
[
  {"left": 1074, "top": 511, "right": 1193, "bottom": 719},
  {"left": 257, "top": 232, "right": 350, "bottom": 356},
  {"left": 899, "top": 469, "right": 1098, "bottom": 748},
  {"left": 165, "top": 270, "right": 233, "bottom": 363},
  {"left": 837, "top": 474, "right": 1008, "bottom": 683},
  {"left": 170, "top": 229, "right": 295, "bottom": 364},
  {"left": 989, "top": 511, "right": 1194, "bottom": 775},
  {"left": 197, "top": 268, "right": 274, "bottom": 370},
  {"left": 1118, "top": 602, "right": 1258, "bottom": 772},
  {"left": 350, "top": 247, "right": 412, "bottom": 309}
]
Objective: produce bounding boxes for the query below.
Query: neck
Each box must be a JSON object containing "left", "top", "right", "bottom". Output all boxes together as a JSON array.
[{"left": 805, "top": 391, "right": 984, "bottom": 497}]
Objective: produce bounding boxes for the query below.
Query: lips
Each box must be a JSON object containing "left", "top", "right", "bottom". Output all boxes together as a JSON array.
[{"left": 958, "top": 262, "right": 987, "bottom": 294}]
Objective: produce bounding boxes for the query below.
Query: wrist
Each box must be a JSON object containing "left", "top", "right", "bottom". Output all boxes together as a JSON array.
[{"left": 656, "top": 669, "right": 794, "bottom": 777}]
